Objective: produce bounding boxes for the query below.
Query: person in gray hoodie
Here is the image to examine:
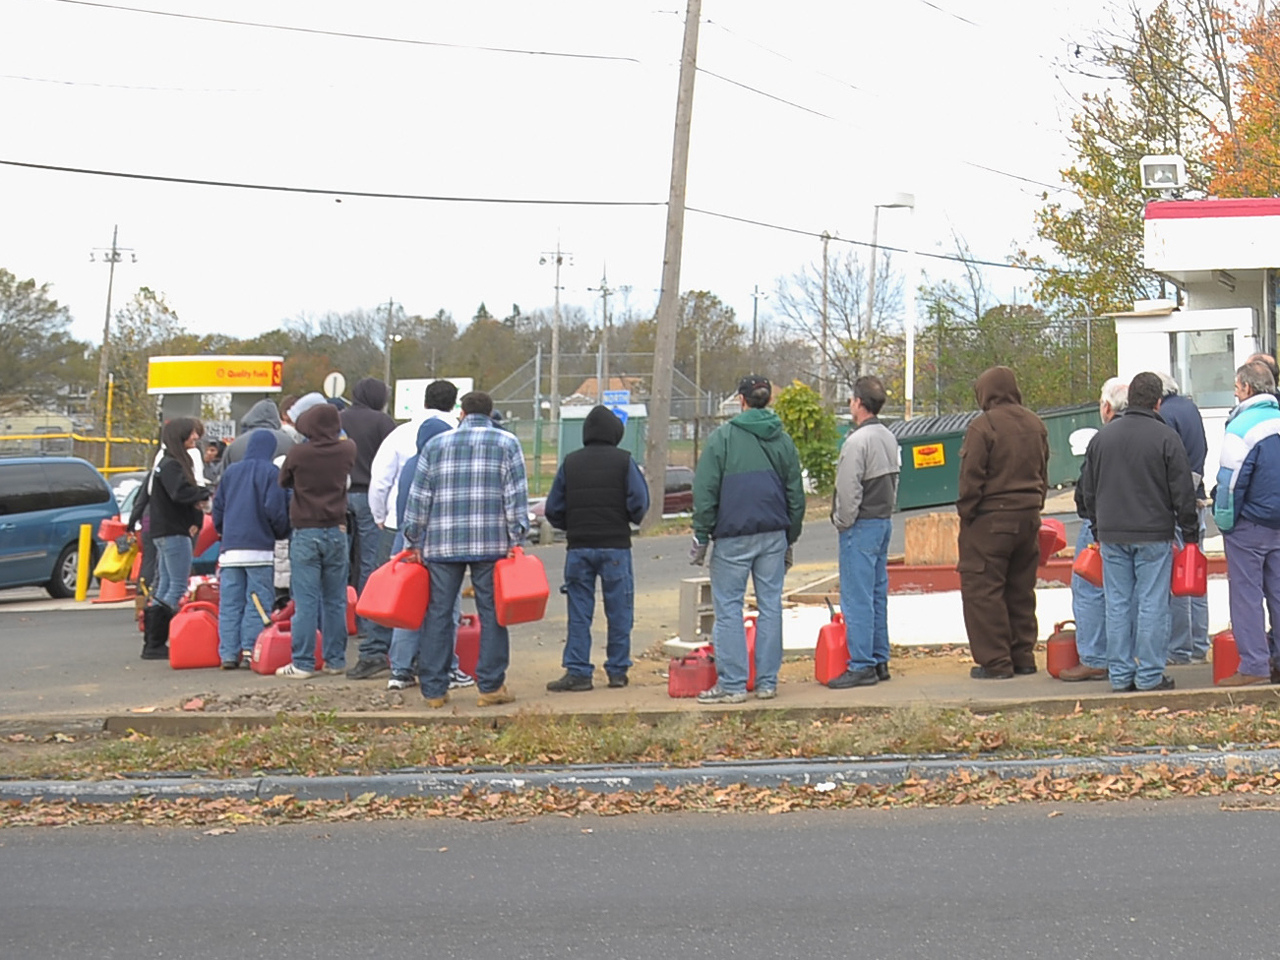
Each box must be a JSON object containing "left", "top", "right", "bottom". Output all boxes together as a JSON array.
[
  {"left": 223, "top": 398, "right": 295, "bottom": 465},
  {"left": 828, "top": 376, "right": 900, "bottom": 689}
]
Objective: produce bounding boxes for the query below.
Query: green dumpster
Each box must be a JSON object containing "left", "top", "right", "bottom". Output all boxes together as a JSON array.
[{"left": 883, "top": 403, "right": 1101, "bottom": 511}]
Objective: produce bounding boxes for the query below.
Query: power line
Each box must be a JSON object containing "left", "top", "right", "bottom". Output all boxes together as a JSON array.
[
  {"left": 45, "top": 0, "right": 642, "bottom": 62},
  {"left": 696, "top": 67, "right": 838, "bottom": 120},
  {"left": 684, "top": 205, "right": 1064, "bottom": 274},
  {"left": 0, "top": 158, "right": 666, "bottom": 207},
  {"left": 915, "top": 0, "right": 981, "bottom": 27},
  {"left": 1, "top": 72, "right": 248, "bottom": 93},
  {"left": 703, "top": 18, "right": 866, "bottom": 94}
]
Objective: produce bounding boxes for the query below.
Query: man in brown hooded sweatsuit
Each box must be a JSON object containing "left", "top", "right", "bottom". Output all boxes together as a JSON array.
[{"left": 956, "top": 366, "right": 1049, "bottom": 679}]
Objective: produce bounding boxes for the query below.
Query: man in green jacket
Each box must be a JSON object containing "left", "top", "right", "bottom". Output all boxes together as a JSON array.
[{"left": 691, "top": 375, "right": 806, "bottom": 703}]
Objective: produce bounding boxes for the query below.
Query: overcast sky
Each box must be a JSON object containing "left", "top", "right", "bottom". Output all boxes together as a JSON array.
[{"left": 1, "top": 0, "right": 1132, "bottom": 354}]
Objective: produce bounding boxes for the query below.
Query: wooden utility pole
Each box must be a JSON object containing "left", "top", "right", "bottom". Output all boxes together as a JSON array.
[
  {"left": 92, "top": 225, "right": 134, "bottom": 426},
  {"left": 820, "top": 231, "right": 831, "bottom": 403},
  {"left": 642, "top": 0, "right": 701, "bottom": 530}
]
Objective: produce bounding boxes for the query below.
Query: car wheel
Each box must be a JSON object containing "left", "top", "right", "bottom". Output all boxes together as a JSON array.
[{"left": 46, "top": 542, "right": 90, "bottom": 599}]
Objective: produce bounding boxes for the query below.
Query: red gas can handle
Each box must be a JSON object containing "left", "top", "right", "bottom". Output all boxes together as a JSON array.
[{"left": 179, "top": 601, "right": 218, "bottom": 615}]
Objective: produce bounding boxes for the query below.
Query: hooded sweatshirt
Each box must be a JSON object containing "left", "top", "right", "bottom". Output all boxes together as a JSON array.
[
  {"left": 212, "top": 429, "right": 291, "bottom": 557},
  {"left": 223, "top": 398, "right": 295, "bottom": 466},
  {"left": 394, "top": 416, "right": 454, "bottom": 529},
  {"left": 340, "top": 378, "right": 397, "bottom": 492},
  {"left": 693, "top": 406, "right": 805, "bottom": 544},
  {"left": 544, "top": 405, "right": 649, "bottom": 549},
  {"left": 278, "top": 404, "right": 357, "bottom": 528},
  {"left": 956, "top": 366, "right": 1049, "bottom": 523}
]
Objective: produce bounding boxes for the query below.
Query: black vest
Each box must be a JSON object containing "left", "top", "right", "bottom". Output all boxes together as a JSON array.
[{"left": 561, "top": 443, "right": 634, "bottom": 549}]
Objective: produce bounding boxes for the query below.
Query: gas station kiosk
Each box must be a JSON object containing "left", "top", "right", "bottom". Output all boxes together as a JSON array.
[
  {"left": 1115, "top": 197, "right": 1280, "bottom": 473},
  {"left": 146, "top": 355, "right": 284, "bottom": 427}
]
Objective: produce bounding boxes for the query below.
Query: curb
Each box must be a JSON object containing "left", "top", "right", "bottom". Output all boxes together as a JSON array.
[
  {"left": 3, "top": 684, "right": 1280, "bottom": 738},
  {"left": 5, "top": 749, "right": 1280, "bottom": 805}
]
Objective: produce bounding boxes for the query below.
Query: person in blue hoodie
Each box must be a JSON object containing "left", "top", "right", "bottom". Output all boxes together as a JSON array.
[
  {"left": 212, "top": 430, "right": 291, "bottom": 668},
  {"left": 384, "top": 415, "right": 474, "bottom": 691}
]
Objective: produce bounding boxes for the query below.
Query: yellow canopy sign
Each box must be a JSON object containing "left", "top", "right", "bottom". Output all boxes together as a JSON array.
[{"left": 147, "top": 356, "right": 283, "bottom": 395}]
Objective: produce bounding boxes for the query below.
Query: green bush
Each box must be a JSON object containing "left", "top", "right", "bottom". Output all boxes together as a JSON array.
[{"left": 774, "top": 380, "right": 838, "bottom": 493}]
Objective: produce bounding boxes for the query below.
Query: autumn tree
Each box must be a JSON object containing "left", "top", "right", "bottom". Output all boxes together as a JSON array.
[
  {"left": 1023, "top": 1, "right": 1237, "bottom": 317},
  {"left": 1206, "top": 9, "right": 1280, "bottom": 195},
  {"left": 107, "top": 287, "right": 193, "bottom": 440},
  {"left": 0, "top": 268, "right": 90, "bottom": 414}
]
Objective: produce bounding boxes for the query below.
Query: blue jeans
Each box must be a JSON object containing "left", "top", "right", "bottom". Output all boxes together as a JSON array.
[
  {"left": 217, "top": 564, "right": 274, "bottom": 661},
  {"left": 1100, "top": 541, "right": 1173, "bottom": 690},
  {"left": 419, "top": 561, "right": 507, "bottom": 698},
  {"left": 290, "top": 527, "right": 350, "bottom": 671},
  {"left": 1223, "top": 519, "right": 1280, "bottom": 677},
  {"left": 1070, "top": 520, "right": 1107, "bottom": 669},
  {"left": 562, "top": 547, "right": 634, "bottom": 678},
  {"left": 838, "top": 519, "right": 891, "bottom": 672},
  {"left": 708, "top": 530, "right": 787, "bottom": 693},
  {"left": 348, "top": 492, "right": 394, "bottom": 657},
  {"left": 387, "top": 531, "right": 460, "bottom": 675},
  {"left": 1167, "top": 507, "right": 1210, "bottom": 662},
  {"left": 152, "top": 534, "right": 193, "bottom": 610}
]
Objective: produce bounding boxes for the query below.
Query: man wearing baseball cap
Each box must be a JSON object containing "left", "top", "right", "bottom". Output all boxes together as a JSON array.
[{"left": 690, "top": 374, "right": 805, "bottom": 704}]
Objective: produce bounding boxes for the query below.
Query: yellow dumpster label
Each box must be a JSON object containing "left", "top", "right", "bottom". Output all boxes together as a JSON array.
[
  {"left": 147, "top": 356, "right": 283, "bottom": 394},
  {"left": 911, "top": 443, "right": 945, "bottom": 469}
]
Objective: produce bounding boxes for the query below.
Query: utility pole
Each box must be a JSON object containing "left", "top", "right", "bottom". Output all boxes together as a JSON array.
[
  {"left": 588, "top": 267, "right": 615, "bottom": 398},
  {"left": 540, "top": 244, "right": 572, "bottom": 427},
  {"left": 91, "top": 225, "right": 135, "bottom": 425},
  {"left": 820, "top": 231, "right": 831, "bottom": 403},
  {"left": 643, "top": 0, "right": 701, "bottom": 530},
  {"left": 382, "top": 297, "right": 398, "bottom": 388},
  {"left": 750, "top": 283, "right": 768, "bottom": 366}
]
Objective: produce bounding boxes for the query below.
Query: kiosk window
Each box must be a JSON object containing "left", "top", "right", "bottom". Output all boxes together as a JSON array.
[{"left": 1170, "top": 330, "right": 1235, "bottom": 407}]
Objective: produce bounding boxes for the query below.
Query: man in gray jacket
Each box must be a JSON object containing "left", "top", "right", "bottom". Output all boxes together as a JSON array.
[{"left": 828, "top": 376, "right": 900, "bottom": 688}]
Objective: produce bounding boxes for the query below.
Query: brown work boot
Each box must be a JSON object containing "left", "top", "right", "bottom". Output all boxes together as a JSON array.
[
  {"left": 424, "top": 693, "right": 449, "bottom": 709},
  {"left": 476, "top": 685, "right": 516, "bottom": 706},
  {"left": 1058, "top": 664, "right": 1108, "bottom": 682},
  {"left": 1217, "top": 672, "right": 1270, "bottom": 687}
]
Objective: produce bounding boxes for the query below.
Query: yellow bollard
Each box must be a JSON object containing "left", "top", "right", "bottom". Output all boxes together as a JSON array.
[{"left": 75, "top": 524, "right": 92, "bottom": 601}]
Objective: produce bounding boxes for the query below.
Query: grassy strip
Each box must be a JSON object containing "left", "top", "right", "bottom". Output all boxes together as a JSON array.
[
  {"left": 6, "top": 702, "right": 1280, "bottom": 781},
  {"left": 5, "top": 765, "right": 1280, "bottom": 828}
]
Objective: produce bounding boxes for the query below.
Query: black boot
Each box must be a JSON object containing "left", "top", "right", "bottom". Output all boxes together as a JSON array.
[{"left": 141, "top": 604, "right": 172, "bottom": 660}]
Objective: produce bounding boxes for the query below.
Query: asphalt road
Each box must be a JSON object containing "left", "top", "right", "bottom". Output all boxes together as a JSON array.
[{"left": 3, "top": 799, "right": 1275, "bottom": 960}]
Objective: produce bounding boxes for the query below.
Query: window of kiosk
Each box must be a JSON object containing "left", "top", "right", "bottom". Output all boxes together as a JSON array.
[{"left": 1170, "top": 330, "right": 1235, "bottom": 407}]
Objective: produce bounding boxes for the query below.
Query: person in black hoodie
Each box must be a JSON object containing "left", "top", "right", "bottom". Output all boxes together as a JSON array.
[
  {"left": 340, "top": 377, "right": 398, "bottom": 680},
  {"left": 543, "top": 406, "right": 649, "bottom": 691},
  {"left": 143, "top": 417, "right": 211, "bottom": 660},
  {"left": 277, "top": 403, "right": 357, "bottom": 678}
]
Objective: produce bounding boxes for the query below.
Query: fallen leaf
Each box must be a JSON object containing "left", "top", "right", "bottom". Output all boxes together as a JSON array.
[
  {"left": 203, "top": 827, "right": 236, "bottom": 836},
  {"left": 129, "top": 706, "right": 158, "bottom": 714},
  {"left": 438, "top": 846, "right": 448, "bottom": 852},
  {"left": 581, "top": 828, "right": 593, "bottom": 834},
  {"left": 182, "top": 698, "right": 205, "bottom": 712},
  {"left": 1047, "top": 810, "right": 1063, "bottom": 818}
]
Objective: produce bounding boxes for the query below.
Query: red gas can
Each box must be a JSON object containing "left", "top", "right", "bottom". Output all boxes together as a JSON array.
[
  {"left": 494, "top": 546, "right": 550, "bottom": 626},
  {"left": 194, "top": 514, "right": 219, "bottom": 557},
  {"left": 356, "top": 550, "right": 430, "bottom": 629},
  {"left": 1073, "top": 542, "right": 1104, "bottom": 587},
  {"left": 455, "top": 613, "right": 480, "bottom": 678},
  {"left": 190, "top": 577, "right": 219, "bottom": 607},
  {"left": 814, "top": 604, "right": 847, "bottom": 685},
  {"left": 1046, "top": 619, "right": 1080, "bottom": 678},
  {"left": 169, "top": 600, "right": 221, "bottom": 669},
  {"left": 1171, "top": 543, "right": 1208, "bottom": 597},
  {"left": 346, "top": 585, "right": 358, "bottom": 635},
  {"left": 251, "top": 620, "right": 325, "bottom": 675},
  {"left": 1213, "top": 628, "right": 1239, "bottom": 684},
  {"left": 1038, "top": 518, "right": 1067, "bottom": 566},
  {"left": 743, "top": 613, "right": 757, "bottom": 693},
  {"left": 668, "top": 644, "right": 717, "bottom": 698}
]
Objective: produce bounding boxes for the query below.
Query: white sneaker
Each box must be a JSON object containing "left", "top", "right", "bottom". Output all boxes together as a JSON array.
[
  {"left": 697, "top": 684, "right": 747, "bottom": 705},
  {"left": 387, "top": 673, "right": 415, "bottom": 691},
  {"left": 449, "top": 669, "right": 476, "bottom": 689},
  {"left": 276, "top": 663, "right": 313, "bottom": 679}
]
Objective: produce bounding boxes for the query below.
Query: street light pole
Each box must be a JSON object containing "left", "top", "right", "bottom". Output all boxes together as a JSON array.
[
  {"left": 820, "top": 231, "right": 830, "bottom": 403},
  {"left": 91, "top": 225, "right": 135, "bottom": 425},
  {"left": 750, "top": 283, "right": 767, "bottom": 366},
  {"left": 382, "top": 297, "right": 398, "bottom": 388},
  {"left": 865, "top": 194, "right": 915, "bottom": 416},
  {"left": 588, "top": 267, "right": 615, "bottom": 399},
  {"left": 540, "top": 244, "right": 572, "bottom": 427}
]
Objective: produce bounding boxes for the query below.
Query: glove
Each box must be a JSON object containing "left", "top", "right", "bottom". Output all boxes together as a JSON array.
[
  {"left": 689, "top": 536, "right": 708, "bottom": 566},
  {"left": 784, "top": 546, "right": 794, "bottom": 570}
]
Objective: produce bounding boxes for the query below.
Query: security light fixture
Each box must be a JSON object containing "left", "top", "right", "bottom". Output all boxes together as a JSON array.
[{"left": 1139, "top": 155, "right": 1187, "bottom": 191}]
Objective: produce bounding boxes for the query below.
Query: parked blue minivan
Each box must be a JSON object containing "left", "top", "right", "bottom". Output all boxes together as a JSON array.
[{"left": 0, "top": 457, "right": 119, "bottom": 597}]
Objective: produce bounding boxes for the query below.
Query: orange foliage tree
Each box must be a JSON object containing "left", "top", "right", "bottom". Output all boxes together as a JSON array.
[{"left": 1207, "top": 11, "right": 1280, "bottom": 196}]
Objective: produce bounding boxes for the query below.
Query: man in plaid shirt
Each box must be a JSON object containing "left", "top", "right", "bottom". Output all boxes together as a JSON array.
[{"left": 402, "top": 391, "right": 529, "bottom": 708}]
